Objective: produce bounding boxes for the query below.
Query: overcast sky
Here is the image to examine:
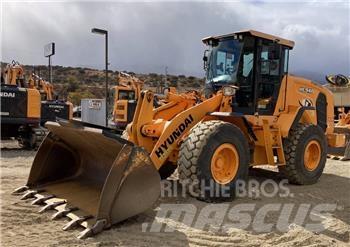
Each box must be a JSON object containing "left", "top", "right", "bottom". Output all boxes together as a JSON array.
[{"left": 1, "top": 1, "right": 349, "bottom": 78}]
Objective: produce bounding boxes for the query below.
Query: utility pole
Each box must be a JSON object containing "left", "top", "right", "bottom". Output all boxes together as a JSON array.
[{"left": 165, "top": 66, "right": 168, "bottom": 86}]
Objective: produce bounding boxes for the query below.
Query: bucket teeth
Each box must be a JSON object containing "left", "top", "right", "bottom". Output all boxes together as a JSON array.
[
  {"left": 20, "top": 190, "right": 38, "bottom": 200},
  {"left": 39, "top": 200, "right": 66, "bottom": 213},
  {"left": 31, "top": 195, "right": 55, "bottom": 205},
  {"left": 77, "top": 228, "right": 93, "bottom": 239},
  {"left": 77, "top": 219, "right": 107, "bottom": 239},
  {"left": 63, "top": 216, "right": 91, "bottom": 231},
  {"left": 12, "top": 186, "right": 29, "bottom": 195},
  {"left": 51, "top": 207, "right": 78, "bottom": 220}
]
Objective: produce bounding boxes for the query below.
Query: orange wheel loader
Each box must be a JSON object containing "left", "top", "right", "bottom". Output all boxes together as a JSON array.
[{"left": 13, "top": 30, "right": 350, "bottom": 238}]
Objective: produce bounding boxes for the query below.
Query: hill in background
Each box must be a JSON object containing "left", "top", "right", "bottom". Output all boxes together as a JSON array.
[
  {"left": 1, "top": 62, "right": 205, "bottom": 105},
  {"left": 1, "top": 62, "right": 330, "bottom": 106}
]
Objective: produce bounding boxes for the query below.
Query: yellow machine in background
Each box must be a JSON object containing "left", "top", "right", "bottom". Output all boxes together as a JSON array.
[
  {"left": 111, "top": 72, "right": 143, "bottom": 128},
  {"left": 1, "top": 61, "right": 73, "bottom": 148},
  {"left": 29, "top": 74, "right": 73, "bottom": 125},
  {"left": 2, "top": 61, "right": 25, "bottom": 86},
  {"left": 111, "top": 72, "right": 178, "bottom": 129},
  {"left": 14, "top": 30, "right": 350, "bottom": 238},
  {"left": 324, "top": 74, "right": 350, "bottom": 119},
  {"left": 29, "top": 74, "right": 54, "bottom": 99},
  {"left": 1, "top": 61, "right": 45, "bottom": 149},
  {"left": 323, "top": 74, "right": 350, "bottom": 160}
]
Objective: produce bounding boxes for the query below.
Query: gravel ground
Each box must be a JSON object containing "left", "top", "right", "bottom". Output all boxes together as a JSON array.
[{"left": 1, "top": 140, "right": 349, "bottom": 247}]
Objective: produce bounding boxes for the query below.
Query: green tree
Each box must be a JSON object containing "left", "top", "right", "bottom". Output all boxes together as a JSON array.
[
  {"left": 68, "top": 91, "right": 95, "bottom": 106},
  {"left": 67, "top": 76, "right": 80, "bottom": 92}
]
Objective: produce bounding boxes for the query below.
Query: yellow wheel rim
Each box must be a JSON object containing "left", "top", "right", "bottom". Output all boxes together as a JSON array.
[
  {"left": 304, "top": 140, "right": 321, "bottom": 171},
  {"left": 210, "top": 143, "right": 239, "bottom": 184}
]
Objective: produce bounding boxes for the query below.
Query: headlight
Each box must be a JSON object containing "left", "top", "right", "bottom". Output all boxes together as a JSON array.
[{"left": 223, "top": 86, "right": 238, "bottom": 96}]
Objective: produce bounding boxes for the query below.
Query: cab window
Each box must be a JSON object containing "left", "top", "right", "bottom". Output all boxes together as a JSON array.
[
  {"left": 118, "top": 90, "right": 135, "bottom": 100},
  {"left": 256, "top": 39, "right": 283, "bottom": 114}
]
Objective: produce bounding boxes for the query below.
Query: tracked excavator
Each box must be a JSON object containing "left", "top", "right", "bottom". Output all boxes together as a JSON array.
[
  {"left": 1, "top": 61, "right": 45, "bottom": 148},
  {"left": 28, "top": 73, "right": 73, "bottom": 125},
  {"left": 13, "top": 30, "right": 350, "bottom": 238},
  {"left": 1, "top": 61, "right": 73, "bottom": 148}
]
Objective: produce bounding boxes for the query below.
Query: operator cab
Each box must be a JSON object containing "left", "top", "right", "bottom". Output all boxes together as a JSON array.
[{"left": 203, "top": 30, "right": 294, "bottom": 115}]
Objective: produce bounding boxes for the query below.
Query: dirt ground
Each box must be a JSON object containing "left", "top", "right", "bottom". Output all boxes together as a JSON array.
[{"left": 1, "top": 140, "right": 349, "bottom": 247}]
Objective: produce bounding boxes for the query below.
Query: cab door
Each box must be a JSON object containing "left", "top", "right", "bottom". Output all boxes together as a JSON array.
[{"left": 255, "top": 39, "right": 286, "bottom": 115}]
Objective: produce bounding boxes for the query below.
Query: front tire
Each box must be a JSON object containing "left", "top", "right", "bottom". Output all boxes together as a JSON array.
[
  {"left": 279, "top": 124, "right": 327, "bottom": 185},
  {"left": 178, "top": 120, "right": 250, "bottom": 202}
]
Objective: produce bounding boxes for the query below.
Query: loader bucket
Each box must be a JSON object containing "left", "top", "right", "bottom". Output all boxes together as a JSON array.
[{"left": 13, "top": 121, "right": 160, "bottom": 238}]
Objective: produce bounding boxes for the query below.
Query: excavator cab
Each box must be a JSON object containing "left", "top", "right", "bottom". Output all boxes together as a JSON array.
[{"left": 203, "top": 30, "right": 293, "bottom": 115}]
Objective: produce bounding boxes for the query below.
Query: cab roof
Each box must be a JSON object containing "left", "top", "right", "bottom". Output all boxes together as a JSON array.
[{"left": 202, "top": 29, "right": 295, "bottom": 48}]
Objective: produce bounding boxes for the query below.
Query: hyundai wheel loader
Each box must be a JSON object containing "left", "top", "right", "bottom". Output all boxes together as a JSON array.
[{"left": 13, "top": 30, "right": 350, "bottom": 238}]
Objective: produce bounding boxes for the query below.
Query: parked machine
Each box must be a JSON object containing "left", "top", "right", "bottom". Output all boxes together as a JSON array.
[
  {"left": 13, "top": 30, "right": 350, "bottom": 238},
  {"left": 1, "top": 61, "right": 46, "bottom": 148},
  {"left": 111, "top": 72, "right": 143, "bottom": 129},
  {"left": 29, "top": 74, "right": 73, "bottom": 125},
  {"left": 111, "top": 72, "right": 178, "bottom": 129},
  {"left": 324, "top": 74, "right": 350, "bottom": 120},
  {"left": 323, "top": 74, "right": 350, "bottom": 160},
  {"left": 1, "top": 61, "right": 73, "bottom": 149}
]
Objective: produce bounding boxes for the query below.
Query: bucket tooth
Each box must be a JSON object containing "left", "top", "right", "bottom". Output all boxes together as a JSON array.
[
  {"left": 51, "top": 207, "right": 78, "bottom": 220},
  {"left": 77, "top": 228, "right": 93, "bottom": 240},
  {"left": 77, "top": 219, "right": 107, "bottom": 239},
  {"left": 20, "top": 190, "right": 38, "bottom": 200},
  {"left": 12, "top": 186, "right": 29, "bottom": 195},
  {"left": 39, "top": 200, "right": 66, "bottom": 213},
  {"left": 31, "top": 194, "right": 55, "bottom": 205},
  {"left": 63, "top": 216, "right": 92, "bottom": 231}
]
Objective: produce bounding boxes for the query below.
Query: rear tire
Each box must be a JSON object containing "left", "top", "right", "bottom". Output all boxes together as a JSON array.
[
  {"left": 279, "top": 124, "right": 327, "bottom": 185},
  {"left": 178, "top": 120, "right": 249, "bottom": 202}
]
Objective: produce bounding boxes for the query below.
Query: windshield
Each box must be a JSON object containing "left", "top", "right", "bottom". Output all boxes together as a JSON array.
[
  {"left": 206, "top": 39, "right": 243, "bottom": 85},
  {"left": 118, "top": 90, "right": 135, "bottom": 100}
]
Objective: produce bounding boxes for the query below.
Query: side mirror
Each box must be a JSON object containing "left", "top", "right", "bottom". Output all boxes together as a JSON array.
[{"left": 203, "top": 49, "right": 209, "bottom": 71}]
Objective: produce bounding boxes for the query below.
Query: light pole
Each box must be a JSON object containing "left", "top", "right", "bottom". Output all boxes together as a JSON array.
[
  {"left": 44, "top": 42, "right": 55, "bottom": 83},
  {"left": 91, "top": 28, "right": 109, "bottom": 127}
]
